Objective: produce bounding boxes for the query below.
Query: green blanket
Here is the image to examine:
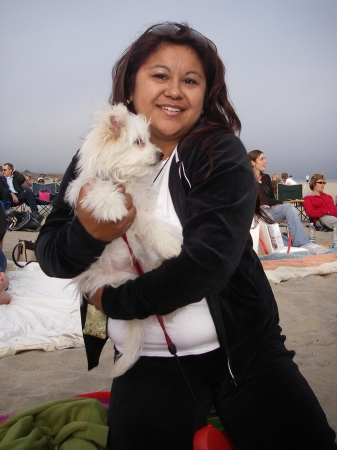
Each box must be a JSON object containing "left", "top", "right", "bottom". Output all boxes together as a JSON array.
[{"left": 0, "top": 397, "right": 108, "bottom": 449}]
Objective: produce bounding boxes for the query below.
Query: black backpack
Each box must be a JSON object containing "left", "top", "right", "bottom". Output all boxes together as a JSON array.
[{"left": 6, "top": 211, "right": 42, "bottom": 232}]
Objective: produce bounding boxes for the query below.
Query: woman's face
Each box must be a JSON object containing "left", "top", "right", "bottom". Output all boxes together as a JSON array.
[
  {"left": 313, "top": 178, "right": 326, "bottom": 195},
  {"left": 251, "top": 153, "right": 267, "bottom": 172},
  {"left": 130, "top": 44, "right": 206, "bottom": 156}
]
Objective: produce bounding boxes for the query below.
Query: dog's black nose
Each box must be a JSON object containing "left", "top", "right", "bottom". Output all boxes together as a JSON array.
[{"left": 157, "top": 150, "right": 164, "bottom": 160}]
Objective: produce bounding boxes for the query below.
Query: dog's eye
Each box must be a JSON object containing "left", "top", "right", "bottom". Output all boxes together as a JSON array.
[{"left": 135, "top": 138, "right": 142, "bottom": 146}]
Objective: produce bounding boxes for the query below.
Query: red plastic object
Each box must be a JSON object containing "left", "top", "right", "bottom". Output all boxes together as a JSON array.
[
  {"left": 193, "top": 424, "right": 233, "bottom": 450},
  {"left": 287, "top": 233, "right": 292, "bottom": 253},
  {"left": 74, "top": 391, "right": 110, "bottom": 408}
]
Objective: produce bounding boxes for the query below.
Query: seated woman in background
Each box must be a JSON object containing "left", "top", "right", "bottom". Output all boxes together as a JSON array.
[
  {"left": 271, "top": 173, "right": 280, "bottom": 196},
  {"left": 304, "top": 174, "right": 337, "bottom": 229},
  {"left": 248, "top": 150, "right": 309, "bottom": 247},
  {"left": 0, "top": 202, "right": 10, "bottom": 305}
]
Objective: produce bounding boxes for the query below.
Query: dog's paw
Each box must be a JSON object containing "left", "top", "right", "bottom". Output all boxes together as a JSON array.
[
  {"left": 65, "top": 178, "right": 83, "bottom": 208},
  {"left": 158, "top": 235, "right": 182, "bottom": 259},
  {"left": 81, "top": 181, "right": 128, "bottom": 222},
  {"left": 149, "top": 222, "right": 182, "bottom": 260}
]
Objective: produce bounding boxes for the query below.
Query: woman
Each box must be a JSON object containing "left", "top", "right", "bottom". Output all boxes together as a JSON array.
[
  {"left": 271, "top": 173, "right": 280, "bottom": 196},
  {"left": 248, "top": 150, "right": 309, "bottom": 247},
  {"left": 36, "top": 23, "right": 336, "bottom": 450},
  {"left": 304, "top": 173, "right": 337, "bottom": 229},
  {"left": 0, "top": 202, "right": 10, "bottom": 305}
]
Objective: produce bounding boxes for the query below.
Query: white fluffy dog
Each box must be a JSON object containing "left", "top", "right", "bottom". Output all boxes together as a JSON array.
[{"left": 66, "top": 103, "right": 182, "bottom": 377}]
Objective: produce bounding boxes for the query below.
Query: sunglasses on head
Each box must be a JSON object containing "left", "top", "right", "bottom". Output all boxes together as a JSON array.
[
  {"left": 148, "top": 23, "right": 208, "bottom": 48},
  {"left": 316, "top": 181, "right": 326, "bottom": 184}
]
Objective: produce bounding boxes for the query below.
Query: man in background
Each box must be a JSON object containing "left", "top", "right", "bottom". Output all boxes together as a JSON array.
[
  {"left": 0, "top": 202, "right": 10, "bottom": 304},
  {"left": 0, "top": 163, "right": 43, "bottom": 223},
  {"left": 281, "top": 172, "right": 297, "bottom": 185}
]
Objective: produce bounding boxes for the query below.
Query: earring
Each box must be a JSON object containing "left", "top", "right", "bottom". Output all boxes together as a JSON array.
[
  {"left": 126, "top": 99, "right": 131, "bottom": 105},
  {"left": 201, "top": 109, "right": 204, "bottom": 115}
]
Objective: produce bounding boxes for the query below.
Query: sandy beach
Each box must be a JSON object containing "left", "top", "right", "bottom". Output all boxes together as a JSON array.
[{"left": 0, "top": 213, "right": 336, "bottom": 437}]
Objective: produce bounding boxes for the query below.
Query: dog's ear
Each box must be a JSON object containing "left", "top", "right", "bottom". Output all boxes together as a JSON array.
[{"left": 109, "top": 115, "right": 123, "bottom": 137}]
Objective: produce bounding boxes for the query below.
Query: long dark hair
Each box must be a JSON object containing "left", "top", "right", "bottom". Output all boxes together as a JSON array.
[
  {"left": 247, "top": 150, "right": 274, "bottom": 223},
  {"left": 110, "top": 22, "right": 241, "bottom": 158},
  {"left": 247, "top": 149, "right": 270, "bottom": 184}
]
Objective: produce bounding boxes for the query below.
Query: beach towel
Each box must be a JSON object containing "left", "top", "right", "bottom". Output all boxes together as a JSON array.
[
  {"left": 0, "top": 262, "right": 83, "bottom": 358},
  {"left": 260, "top": 251, "right": 337, "bottom": 284},
  {"left": 0, "top": 397, "right": 108, "bottom": 449}
]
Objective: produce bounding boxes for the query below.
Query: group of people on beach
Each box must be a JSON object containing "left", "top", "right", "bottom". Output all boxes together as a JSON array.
[
  {"left": 0, "top": 165, "right": 61, "bottom": 305},
  {"left": 256, "top": 162, "right": 337, "bottom": 234},
  {"left": 0, "top": 21, "right": 336, "bottom": 449}
]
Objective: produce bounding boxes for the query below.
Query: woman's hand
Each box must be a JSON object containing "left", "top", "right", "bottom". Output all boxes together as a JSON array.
[
  {"left": 76, "top": 184, "right": 136, "bottom": 242},
  {"left": 89, "top": 286, "right": 105, "bottom": 313}
]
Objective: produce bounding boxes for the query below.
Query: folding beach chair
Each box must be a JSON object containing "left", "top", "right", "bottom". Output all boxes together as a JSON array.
[
  {"left": 277, "top": 184, "right": 308, "bottom": 221},
  {"left": 32, "top": 182, "right": 57, "bottom": 216}
]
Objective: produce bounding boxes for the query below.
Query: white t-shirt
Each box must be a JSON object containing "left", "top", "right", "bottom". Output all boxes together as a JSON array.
[
  {"left": 284, "top": 177, "right": 297, "bottom": 185},
  {"left": 107, "top": 148, "right": 219, "bottom": 357},
  {"left": 5, "top": 176, "right": 17, "bottom": 193}
]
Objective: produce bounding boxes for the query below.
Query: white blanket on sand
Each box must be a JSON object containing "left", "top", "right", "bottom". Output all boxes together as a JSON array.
[{"left": 0, "top": 262, "right": 84, "bottom": 359}]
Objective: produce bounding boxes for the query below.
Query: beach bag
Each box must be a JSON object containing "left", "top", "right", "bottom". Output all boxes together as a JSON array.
[
  {"left": 38, "top": 187, "right": 51, "bottom": 202},
  {"left": 266, "top": 223, "right": 285, "bottom": 251},
  {"left": 83, "top": 304, "right": 107, "bottom": 340},
  {"left": 12, "top": 239, "right": 37, "bottom": 268},
  {"left": 6, "top": 211, "right": 41, "bottom": 232}
]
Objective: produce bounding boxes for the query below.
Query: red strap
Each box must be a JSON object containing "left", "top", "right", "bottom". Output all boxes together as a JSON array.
[
  {"left": 122, "top": 234, "right": 144, "bottom": 275},
  {"left": 156, "top": 314, "right": 174, "bottom": 347},
  {"left": 259, "top": 238, "right": 269, "bottom": 255},
  {"left": 124, "top": 237, "right": 199, "bottom": 407},
  {"left": 122, "top": 233, "right": 174, "bottom": 349}
]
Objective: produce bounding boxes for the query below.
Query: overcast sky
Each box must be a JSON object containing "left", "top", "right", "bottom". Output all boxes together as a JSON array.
[{"left": 1, "top": 0, "right": 336, "bottom": 179}]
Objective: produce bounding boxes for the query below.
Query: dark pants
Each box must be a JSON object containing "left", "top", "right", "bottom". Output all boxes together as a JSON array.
[
  {"left": 0, "top": 188, "right": 38, "bottom": 213},
  {"left": 107, "top": 337, "right": 336, "bottom": 450},
  {"left": 0, "top": 250, "right": 6, "bottom": 272}
]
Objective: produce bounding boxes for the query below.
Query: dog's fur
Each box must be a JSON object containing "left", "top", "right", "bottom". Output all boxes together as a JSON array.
[{"left": 66, "top": 103, "right": 182, "bottom": 377}]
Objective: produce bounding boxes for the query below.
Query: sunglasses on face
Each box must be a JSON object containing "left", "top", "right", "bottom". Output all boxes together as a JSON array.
[
  {"left": 148, "top": 23, "right": 209, "bottom": 48},
  {"left": 316, "top": 181, "right": 326, "bottom": 185}
]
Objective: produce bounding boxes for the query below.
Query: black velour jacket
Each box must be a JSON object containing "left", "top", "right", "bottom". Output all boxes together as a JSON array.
[{"left": 36, "top": 132, "right": 280, "bottom": 383}]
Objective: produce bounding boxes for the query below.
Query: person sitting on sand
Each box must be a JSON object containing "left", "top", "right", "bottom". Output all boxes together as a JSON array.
[
  {"left": 0, "top": 202, "right": 10, "bottom": 305},
  {"left": 271, "top": 173, "right": 280, "bottom": 196},
  {"left": 22, "top": 173, "right": 32, "bottom": 190},
  {"left": 0, "top": 163, "right": 43, "bottom": 223},
  {"left": 53, "top": 178, "right": 61, "bottom": 192},
  {"left": 281, "top": 172, "right": 297, "bottom": 185},
  {"left": 0, "top": 272, "right": 10, "bottom": 305},
  {"left": 249, "top": 150, "right": 309, "bottom": 247},
  {"left": 304, "top": 173, "right": 337, "bottom": 229}
]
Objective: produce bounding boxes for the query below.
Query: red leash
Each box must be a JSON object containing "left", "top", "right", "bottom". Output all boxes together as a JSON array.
[
  {"left": 121, "top": 234, "right": 176, "bottom": 352},
  {"left": 122, "top": 234, "right": 233, "bottom": 449}
]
